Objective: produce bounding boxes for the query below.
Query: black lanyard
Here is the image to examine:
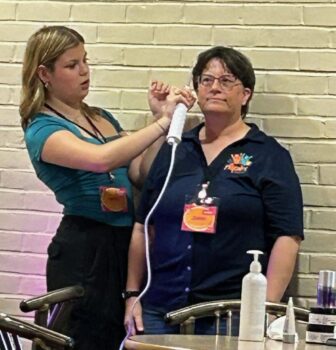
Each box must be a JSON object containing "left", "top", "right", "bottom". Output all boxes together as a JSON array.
[
  {"left": 44, "top": 103, "right": 116, "bottom": 182},
  {"left": 44, "top": 103, "right": 107, "bottom": 144},
  {"left": 201, "top": 145, "right": 244, "bottom": 190}
]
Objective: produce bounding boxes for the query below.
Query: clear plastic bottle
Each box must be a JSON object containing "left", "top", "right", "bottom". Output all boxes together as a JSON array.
[{"left": 239, "top": 250, "right": 267, "bottom": 342}]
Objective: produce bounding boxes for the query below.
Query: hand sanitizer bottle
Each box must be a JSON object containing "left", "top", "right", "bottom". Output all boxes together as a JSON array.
[{"left": 239, "top": 250, "right": 267, "bottom": 342}]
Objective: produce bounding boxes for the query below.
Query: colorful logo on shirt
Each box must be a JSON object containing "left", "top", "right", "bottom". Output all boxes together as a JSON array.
[{"left": 224, "top": 153, "right": 253, "bottom": 174}]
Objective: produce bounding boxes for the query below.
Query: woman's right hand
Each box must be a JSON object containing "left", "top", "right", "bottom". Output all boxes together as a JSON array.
[
  {"left": 124, "top": 297, "right": 144, "bottom": 336},
  {"left": 148, "top": 80, "right": 196, "bottom": 121}
]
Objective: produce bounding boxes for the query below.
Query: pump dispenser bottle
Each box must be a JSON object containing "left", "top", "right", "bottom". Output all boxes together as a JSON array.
[{"left": 239, "top": 250, "right": 267, "bottom": 342}]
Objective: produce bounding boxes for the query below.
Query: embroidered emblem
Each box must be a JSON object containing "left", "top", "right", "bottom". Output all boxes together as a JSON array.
[{"left": 224, "top": 153, "right": 253, "bottom": 174}]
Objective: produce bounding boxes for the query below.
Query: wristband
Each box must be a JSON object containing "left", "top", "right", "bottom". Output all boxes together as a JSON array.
[
  {"left": 156, "top": 120, "right": 168, "bottom": 134},
  {"left": 122, "top": 290, "right": 140, "bottom": 300}
]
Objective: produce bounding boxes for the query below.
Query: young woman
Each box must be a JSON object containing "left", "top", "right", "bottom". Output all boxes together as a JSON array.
[{"left": 20, "top": 25, "right": 194, "bottom": 350}]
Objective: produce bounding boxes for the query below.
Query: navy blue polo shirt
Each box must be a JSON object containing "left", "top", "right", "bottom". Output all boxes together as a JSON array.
[{"left": 136, "top": 123, "right": 304, "bottom": 313}]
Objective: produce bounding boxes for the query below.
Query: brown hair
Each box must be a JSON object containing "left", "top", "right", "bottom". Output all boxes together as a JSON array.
[{"left": 192, "top": 46, "right": 255, "bottom": 119}]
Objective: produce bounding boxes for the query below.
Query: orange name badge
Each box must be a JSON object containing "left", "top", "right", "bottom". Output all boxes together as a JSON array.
[
  {"left": 100, "top": 186, "right": 128, "bottom": 212},
  {"left": 181, "top": 204, "right": 218, "bottom": 234}
]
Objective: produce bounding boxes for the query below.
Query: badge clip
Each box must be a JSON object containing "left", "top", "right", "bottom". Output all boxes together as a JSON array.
[
  {"left": 198, "top": 182, "right": 209, "bottom": 203},
  {"left": 109, "top": 172, "right": 115, "bottom": 182}
]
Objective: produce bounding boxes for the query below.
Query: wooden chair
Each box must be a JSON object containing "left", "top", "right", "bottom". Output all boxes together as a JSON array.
[
  {"left": 0, "top": 312, "right": 74, "bottom": 350},
  {"left": 19, "top": 285, "right": 84, "bottom": 350},
  {"left": 165, "top": 299, "right": 309, "bottom": 336}
]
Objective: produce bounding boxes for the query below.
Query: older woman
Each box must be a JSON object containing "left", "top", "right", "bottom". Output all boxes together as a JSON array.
[
  {"left": 124, "top": 46, "right": 304, "bottom": 336},
  {"left": 20, "top": 25, "right": 194, "bottom": 350}
]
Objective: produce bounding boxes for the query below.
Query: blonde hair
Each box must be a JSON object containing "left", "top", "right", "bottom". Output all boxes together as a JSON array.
[{"left": 20, "top": 26, "right": 97, "bottom": 129}]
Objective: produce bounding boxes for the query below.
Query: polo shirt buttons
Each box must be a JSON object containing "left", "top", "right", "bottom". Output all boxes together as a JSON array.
[{"left": 186, "top": 246, "right": 192, "bottom": 293}]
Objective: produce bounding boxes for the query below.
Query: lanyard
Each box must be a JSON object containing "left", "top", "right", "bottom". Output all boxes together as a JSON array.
[
  {"left": 44, "top": 103, "right": 115, "bottom": 181},
  {"left": 44, "top": 103, "right": 107, "bottom": 144},
  {"left": 203, "top": 151, "right": 230, "bottom": 183},
  {"left": 200, "top": 145, "right": 244, "bottom": 193}
]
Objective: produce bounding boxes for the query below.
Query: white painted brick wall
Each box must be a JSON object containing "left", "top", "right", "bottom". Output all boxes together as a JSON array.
[{"left": 0, "top": 1, "right": 335, "bottom": 341}]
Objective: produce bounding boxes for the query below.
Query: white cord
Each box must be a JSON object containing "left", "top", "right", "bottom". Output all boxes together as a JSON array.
[{"left": 119, "top": 142, "right": 179, "bottom": 350}]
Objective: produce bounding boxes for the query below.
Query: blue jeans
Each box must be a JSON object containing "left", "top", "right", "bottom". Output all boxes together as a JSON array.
[{"left": 142, "top": 307, "right": 240, "bottom": 335}]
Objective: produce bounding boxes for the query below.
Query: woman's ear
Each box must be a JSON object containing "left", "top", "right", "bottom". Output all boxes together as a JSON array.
[
  {"left": 36, "top": 65, "right": 50, "bottom": 86},
  {"left": 242, "top": 88, "right": 252, "bottom": 106}
]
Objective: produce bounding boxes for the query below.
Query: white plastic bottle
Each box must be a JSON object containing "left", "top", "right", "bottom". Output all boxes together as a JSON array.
[{"left": 239, "top": 250, "right": 267, "bottom": 342}]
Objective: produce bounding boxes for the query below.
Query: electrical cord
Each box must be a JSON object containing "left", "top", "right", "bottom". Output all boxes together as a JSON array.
[{"left": 119, "top": 142, "right": 179, "bottom": 350}]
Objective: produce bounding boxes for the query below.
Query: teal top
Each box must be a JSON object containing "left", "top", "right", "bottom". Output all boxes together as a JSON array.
[{"left": 24, "top": 110, "right": 134, "bottom": 227}]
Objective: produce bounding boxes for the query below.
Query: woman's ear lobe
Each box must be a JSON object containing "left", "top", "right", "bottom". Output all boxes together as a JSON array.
[
  {"left": 242, "top": 88, "right": 252, "bottom": 106},
  {"left": 36, "top": 65, "right": 49, "bottom": 84}
]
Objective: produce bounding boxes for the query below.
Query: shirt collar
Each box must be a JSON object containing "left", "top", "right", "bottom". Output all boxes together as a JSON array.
[{"left": 182, "top": 122, "right": 266, "bottom": 144}]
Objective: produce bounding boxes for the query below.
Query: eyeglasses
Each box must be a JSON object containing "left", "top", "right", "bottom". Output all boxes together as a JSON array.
[{"left": 198, "top": 74, "right": 241, "bottom": 90}]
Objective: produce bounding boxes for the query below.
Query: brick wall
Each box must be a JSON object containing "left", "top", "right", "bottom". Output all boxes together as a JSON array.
[{"left": 0, "top": 0, "right": 335, "bottom": 323}]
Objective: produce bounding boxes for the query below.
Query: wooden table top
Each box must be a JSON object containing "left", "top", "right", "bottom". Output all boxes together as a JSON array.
[{"left": 125, "top": 335, "right": 332, "bottom": 350}]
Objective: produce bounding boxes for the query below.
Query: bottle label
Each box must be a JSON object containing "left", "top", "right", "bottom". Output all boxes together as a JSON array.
[{"left": 309, "top": 313, "right": 336, "bottom": 326}]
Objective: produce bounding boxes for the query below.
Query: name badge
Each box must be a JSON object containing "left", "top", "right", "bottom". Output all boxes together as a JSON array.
[
  {"left": 182, "top": 203, "right": 218, "bottom": 234},
  {"left": 100, "top": 186, "right": 128, "bottom": 212},
  {"left": 181, "top": 191, "right": 219, "bottom": 234}
]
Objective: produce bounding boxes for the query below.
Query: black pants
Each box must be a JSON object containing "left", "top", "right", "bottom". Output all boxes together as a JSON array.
[{"left": 47, "top": 215, "right": 132, "bottom": 350}]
